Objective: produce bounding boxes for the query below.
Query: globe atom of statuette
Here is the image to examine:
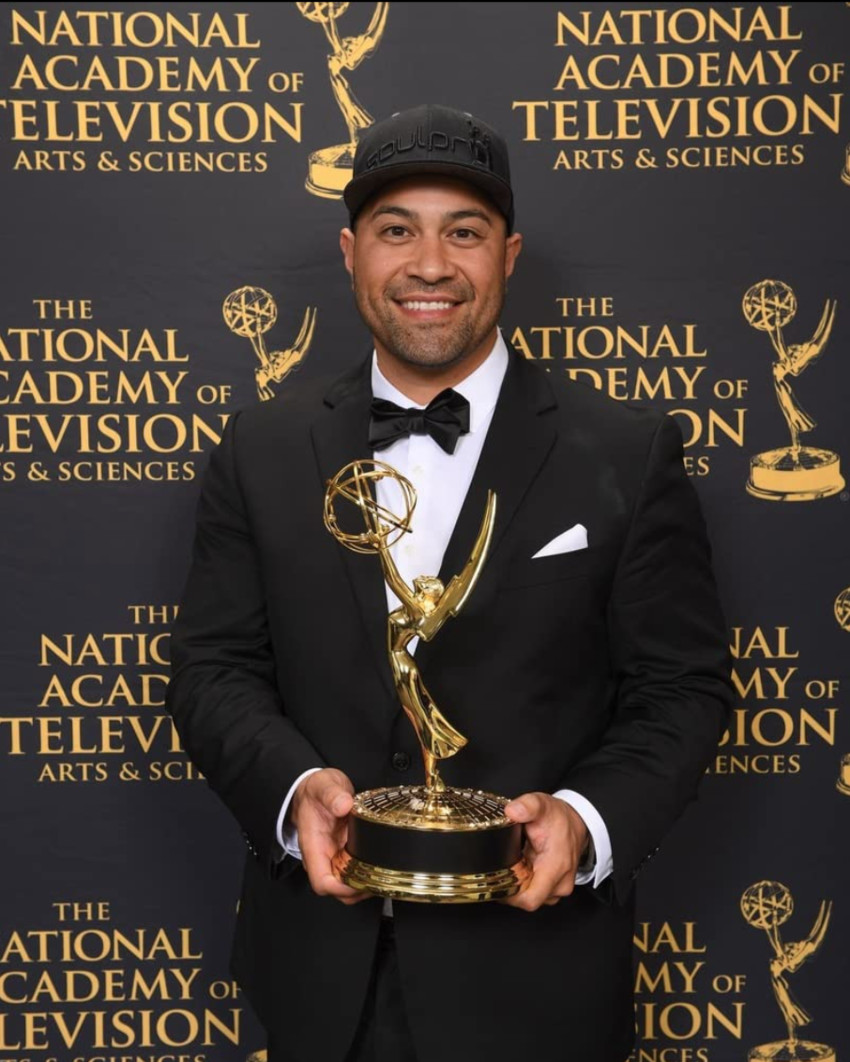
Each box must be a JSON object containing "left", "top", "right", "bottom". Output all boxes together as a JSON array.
[
  {"left": 740, "top": 880, "right": 794, "bottom": 931},
  {"left": 742, "top": 279, "right": 797, "bottom": 333},
  {"left": 222, "top": 286, "right": 278, "bottom": 339},
  {"left": 833, "top": 587, "right": 850, "bottom": 632},
  {"left": 324, "top": 460, "right": 417, "bottom": 555},
  {"left": 296, "top": 2, "right": 350, "bottom": 24}
]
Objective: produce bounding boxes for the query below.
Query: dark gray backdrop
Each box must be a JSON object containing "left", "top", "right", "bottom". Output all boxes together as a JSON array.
[{"left": 1, "top": 4, "right": 848, "bottom": 1060}]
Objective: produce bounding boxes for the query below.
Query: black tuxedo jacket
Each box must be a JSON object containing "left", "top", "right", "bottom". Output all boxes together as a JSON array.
[{"left": 167, "top": 351, "right": 732, "bottom": 1062}]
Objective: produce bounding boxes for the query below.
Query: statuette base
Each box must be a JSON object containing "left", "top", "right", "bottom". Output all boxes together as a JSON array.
[
  {"left": 335, "top": 851, "right": 529, "bottom": 903},
  {"left": 746, "top": 447, "right": 844, "bottom": 501},
  {"left": 335, "top": 785, "right": 528, "bottom": 903},
  {"left": 748, "top": 1041, "right": 835, "bottom": 1062},
  {"left": 305, "top": 143, "right": 355, "bottom": 199}
]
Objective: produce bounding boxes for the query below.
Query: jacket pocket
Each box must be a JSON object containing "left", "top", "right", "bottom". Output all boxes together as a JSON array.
[{"left": 500, "top": 545, "right": 603, "bottom": 589}]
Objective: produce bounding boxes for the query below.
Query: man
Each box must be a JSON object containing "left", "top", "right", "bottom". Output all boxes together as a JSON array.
[{"left": 167, "top": 104, "right": 731, "bottom": 1062}]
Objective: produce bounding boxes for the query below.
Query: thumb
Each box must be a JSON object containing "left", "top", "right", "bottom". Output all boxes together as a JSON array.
[
  {"left": 504, "top": 794, "right": 539, "bottom": 823},
  {"left": 312, "top": 773, "right": 352, "bottom": 819},
  {"left": 323, "top": 786, "right": 353, "bottom": 818}
]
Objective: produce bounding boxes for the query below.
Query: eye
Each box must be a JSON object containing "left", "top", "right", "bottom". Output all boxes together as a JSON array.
[
  {"left": 381, "top": 224, "right": 410, "bottom": 238},
  {"left": 451, "top": 227, "right": 481, "bottom": 241}
]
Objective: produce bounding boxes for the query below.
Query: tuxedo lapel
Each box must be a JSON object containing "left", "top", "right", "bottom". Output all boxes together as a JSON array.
[
  {"left": 420, "top": 355, "right": 557, "bottom": 670},
  {"left": 310, "top": 352, "right": 558, "bottom": 698},
  {"left": 310, "top": 358, "right": 395, "bottom": 701}
]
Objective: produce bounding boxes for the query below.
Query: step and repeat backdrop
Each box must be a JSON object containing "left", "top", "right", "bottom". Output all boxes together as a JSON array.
[{"left": 1, "top": 3, "right": 848, "bottom": 1060}]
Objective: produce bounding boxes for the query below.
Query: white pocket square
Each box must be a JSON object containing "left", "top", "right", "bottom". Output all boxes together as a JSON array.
[{"left": 532, "top": 523, "right": 588, "bottom": 559}]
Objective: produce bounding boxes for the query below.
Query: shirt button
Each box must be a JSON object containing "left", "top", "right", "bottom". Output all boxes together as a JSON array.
[{"left": 392, "top": 752, "right": 411, "bottom": 772}]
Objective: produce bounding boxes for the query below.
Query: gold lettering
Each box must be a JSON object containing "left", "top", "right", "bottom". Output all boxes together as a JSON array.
[
  {"left": 729, "top": 627, "right": 800, "bottom": 660},
  {"left": 633, "top": 922, "right": 707, "bottom": 954},
  {"left": 554, "top": 5, "right": 801, "bottom": 48}
]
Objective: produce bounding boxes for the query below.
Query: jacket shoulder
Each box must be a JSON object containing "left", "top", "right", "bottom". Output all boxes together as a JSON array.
[
  {"left": 521, "top": 357, "right": 667, "bottom": 446},
  {"left": 226, "top": 364, "right": 359, "bottom": 446}
]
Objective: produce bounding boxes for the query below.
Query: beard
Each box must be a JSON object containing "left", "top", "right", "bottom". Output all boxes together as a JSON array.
[{"left": 352, "top": 273, "right": 504, "bottom": 371}]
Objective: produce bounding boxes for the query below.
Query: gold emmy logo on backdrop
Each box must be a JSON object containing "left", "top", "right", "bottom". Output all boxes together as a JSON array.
[
  {"left": 296, "top": 2, "right": 390, "bottom": 199},
  {"left": 245, "top": 1052, "right": 266, "bottom": 1062},
  {"left": 742, "top": 280, "right": 844, "bottom": 501},
  {"left": 837, "top": 752, "right": 850, "bottom": 796},
  {"left": 222, "top": 286, "right": 316, "bottom": 401},
  {"left": 834, "top": 587, "right": 850, "bottom": 795},
  {"left": 835, "top": 587, "right": 850, "bottom": 633},
  {"left": 324, "top": 460, "right": 529, "bottom": 902},
  {"left": 841, "top": 144, "right": 850, "bottom": 186},
  {"left": 741, "top": 881, "right": 834, "bottom": 1062}
]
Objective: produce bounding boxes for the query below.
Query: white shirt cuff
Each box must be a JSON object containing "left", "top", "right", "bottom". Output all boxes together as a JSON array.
[
  {"left": 276, "top": 767, "right": 323, "bottom": 860},
  {"left": 553, "top": 789, "right": 613, "bottom": 888}
]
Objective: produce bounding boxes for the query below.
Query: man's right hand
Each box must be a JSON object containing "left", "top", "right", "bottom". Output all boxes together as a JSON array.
[{"left": 289, "top": 768, "right": 370, "bottom": 904}]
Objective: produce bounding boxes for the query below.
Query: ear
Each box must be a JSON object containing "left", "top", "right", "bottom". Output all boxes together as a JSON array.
[
  {"left": 340, "top": 227, "right": 355, "bottom": 279},
  {"left": 504, "top": 232, "right": 523, "bottom": 281}
]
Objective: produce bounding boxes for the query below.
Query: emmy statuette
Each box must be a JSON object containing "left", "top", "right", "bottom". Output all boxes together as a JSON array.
[
  {"left": 742, "top": 280, "right": 844, "bottom": 501},
  {"left": 841, "top": 143, "right": 850, "bottom": 186},
  {"left": 323, "top": 460, "right": 529, "bottom": 903},
  {"left": 836, "top": 753, "right": 850, "bottom": 796},
  {"left": 296, "top": 2, "right": 389, "bottom": 199},
  {"left": 222, "top": 286, "right": 316, "bottom": 401},
  {"left": 741, "top": 881, "right": 834, "bottom": 1062}
]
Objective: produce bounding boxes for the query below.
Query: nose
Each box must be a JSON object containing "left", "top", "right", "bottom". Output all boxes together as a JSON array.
[{"left": 405, "top": 233, "right": 457, "bottom": 286}]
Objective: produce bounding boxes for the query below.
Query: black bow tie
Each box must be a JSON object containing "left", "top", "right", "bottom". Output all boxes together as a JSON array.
[{"left": 369, "top": 388, "right": 471, "bottom": 455}]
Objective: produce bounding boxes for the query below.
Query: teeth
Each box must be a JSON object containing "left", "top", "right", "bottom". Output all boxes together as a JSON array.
[{"left": 401, "top": 301, "right": 454, "bottom": 311}]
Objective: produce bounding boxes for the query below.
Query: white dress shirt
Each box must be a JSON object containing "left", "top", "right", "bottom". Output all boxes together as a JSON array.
[{"left": 277, "top": 333, "right": 613, "bottom": 893}]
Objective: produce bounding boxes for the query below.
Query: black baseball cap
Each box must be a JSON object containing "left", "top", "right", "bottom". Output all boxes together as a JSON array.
[{"left": 343, "top": 104, "right": 514, "bottom": 232}]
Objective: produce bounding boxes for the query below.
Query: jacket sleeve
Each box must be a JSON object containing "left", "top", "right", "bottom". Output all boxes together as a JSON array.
[
  {"left": 560, "top": 414, "right": 733, "bottom": 903},
  {"left": 166, "top": 412, "right": 326, "bottom": 877}
]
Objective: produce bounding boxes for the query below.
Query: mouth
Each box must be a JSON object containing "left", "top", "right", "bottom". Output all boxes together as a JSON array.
[{"left": 393, "top": 296, "right": 461, "bottom": 319}]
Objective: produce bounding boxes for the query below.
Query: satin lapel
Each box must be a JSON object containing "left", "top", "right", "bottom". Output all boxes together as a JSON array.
[
  {"left": 419, "top": 355, "right": 558, "bottom": 664},
  {"left": 310, "top": 359, "right": 395, "bottom": 700}
]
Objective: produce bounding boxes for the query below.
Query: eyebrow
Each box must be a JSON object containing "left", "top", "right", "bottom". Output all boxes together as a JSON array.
[{"left": 369, "top": 205, "right": 494, "bottom": 226}]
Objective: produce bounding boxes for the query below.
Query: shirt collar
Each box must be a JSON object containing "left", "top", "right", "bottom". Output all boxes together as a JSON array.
[{"left": 370, "top": 331, "right": 509, "bottom": 434}]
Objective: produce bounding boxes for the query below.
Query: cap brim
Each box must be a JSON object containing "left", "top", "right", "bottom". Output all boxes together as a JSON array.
[{"left": 344, "top": 160, "right": 513, "bottom": 227}]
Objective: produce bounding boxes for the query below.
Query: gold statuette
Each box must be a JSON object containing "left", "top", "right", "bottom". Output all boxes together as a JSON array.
[
  {"left": 222, "top": 286, "right": 316, "bottom": 401},
  {"left": 837, "top": 753, "right": 850, "bottom": 796},
  {"left": 324, "top": 460, "right": 528, "bottom": 902},
  {"left": 742, "top": 280, "right": 844, "bottom": 501},
  {"left": 296, "top": 2, "right": 389, "bottom": 199},
  {"left": 741, "top": 881, "right": 835, "bottom": 1062}
]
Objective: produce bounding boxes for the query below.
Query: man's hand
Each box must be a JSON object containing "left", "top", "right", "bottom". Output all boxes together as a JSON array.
[
  {"left": 501, "top": 793, "right": 589, "bottom": 912},
  {"left": 289, "top": 768, "right": 370, "bottom": 904}
]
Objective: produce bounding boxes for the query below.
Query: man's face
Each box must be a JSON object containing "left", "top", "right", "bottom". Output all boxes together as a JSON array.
[{"left": 340, "top": 176, "right": 522, "bottom": 375}]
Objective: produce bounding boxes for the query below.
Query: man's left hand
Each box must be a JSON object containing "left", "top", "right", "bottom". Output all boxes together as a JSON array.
[{"left": 501, "top": 793, "right": 589, "bottom": 911}]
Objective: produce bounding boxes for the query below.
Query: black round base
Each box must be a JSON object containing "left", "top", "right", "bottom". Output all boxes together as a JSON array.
[{"left": 347, "top": 810, "right": 523, "bottom": 875}]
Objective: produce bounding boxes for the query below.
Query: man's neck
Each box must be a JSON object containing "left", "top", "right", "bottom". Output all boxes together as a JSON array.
[{"left": 374, "top": 331, "right": 499, "bottom": 404}]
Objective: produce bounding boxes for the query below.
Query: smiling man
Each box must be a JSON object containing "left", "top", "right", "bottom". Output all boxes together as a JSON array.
[
  {"left": 167, "top": 104, "right": 732, "bottom": 1062},
  {"left": 340, "top": 175, "right": 521, "bottom": 391}
]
